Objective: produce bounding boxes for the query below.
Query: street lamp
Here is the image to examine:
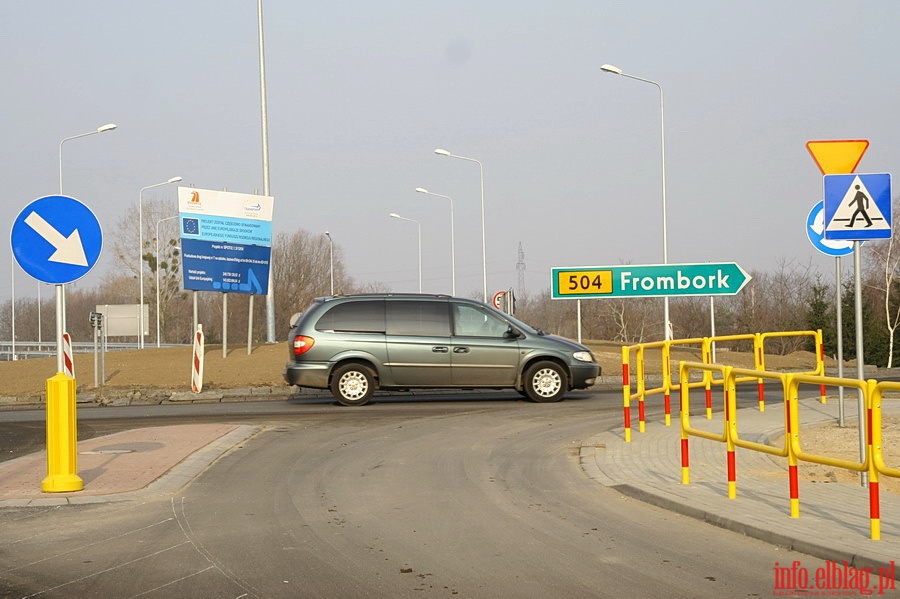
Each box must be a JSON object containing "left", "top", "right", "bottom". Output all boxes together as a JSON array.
[
  {"left": 59, "top": 123, "right": 117, "bottom": 194},
  {"left": 415, "top": 187, "right": 455, "bottom": 296},
  {"left": 139, "top": 177, "right": 182, "bottom": 349},
  {"left": 389, "top": 212, "right": 422, "bottom": 293},
  {"left": 324, "top": 231, "right": 334, "bottom": 295},
  {"left": 155, "top": 215, "right": 178, "bottom": 347},
  {"left": 56, "top": 122, "right": 117, "bottom": 372},
  {"left": 600, "top": 63, "right": 670, "bottom": 340},
  {"left": 434, "top": 148, "right": 486, "bottom": 302}
]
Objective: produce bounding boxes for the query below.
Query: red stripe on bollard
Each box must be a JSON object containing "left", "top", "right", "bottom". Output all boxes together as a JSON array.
[
  {"left": 789, "top": 465, "right": 799, "bottom": 499},
  {"left": 870, "top": 481, "right": 881, "bottom": 519}
]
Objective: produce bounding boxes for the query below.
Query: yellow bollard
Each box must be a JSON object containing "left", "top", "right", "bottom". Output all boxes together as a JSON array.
[{"left": 41, "top": 373, "right": 83, "bottom": 493}]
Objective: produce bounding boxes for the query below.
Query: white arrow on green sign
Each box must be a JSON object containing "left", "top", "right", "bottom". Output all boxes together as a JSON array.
[{"left": 551, "top": 262, "right": 752, "bottom": 299}]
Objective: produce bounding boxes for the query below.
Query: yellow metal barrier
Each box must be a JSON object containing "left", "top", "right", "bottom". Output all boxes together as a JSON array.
[
  {"left": 623, "top": 330, "right": 825, "bottom": 441},
  {"left": 676, "top": 362, "right": 900, "bottom": 541},
  {"left": 678, "top": 362, "right": 729, "bottom": 487}
]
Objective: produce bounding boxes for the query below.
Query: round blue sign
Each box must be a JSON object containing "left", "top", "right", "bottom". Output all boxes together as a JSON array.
[
  {"left": 10, "top": 195, "right": 103, "bottom": 284},
  {"left": 806, "top": 201, "right": 857, "bottom": 257}
]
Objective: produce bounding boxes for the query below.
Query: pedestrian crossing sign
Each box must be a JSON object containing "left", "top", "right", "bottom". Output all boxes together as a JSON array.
[{"left": 823, "top": 173, "right": 892, "bottom": 241}]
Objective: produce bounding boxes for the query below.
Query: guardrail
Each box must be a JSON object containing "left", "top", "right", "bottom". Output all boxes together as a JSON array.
[
  {"left": 0, "top": 342, "right": 182, "bottom": 362},
  {"left": 621, "top": 330, "right": 824, "bottom": 441},
  {"left": 678, "top": 361, "right": 900, "bottom": 541}
]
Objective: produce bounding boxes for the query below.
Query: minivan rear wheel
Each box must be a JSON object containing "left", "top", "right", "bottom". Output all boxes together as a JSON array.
[
  {"left": 331, "top": 364, "right": 375, "bottom": 406},
  {"left": 523, "top": 361, "right": 566, "bottom": 402}
]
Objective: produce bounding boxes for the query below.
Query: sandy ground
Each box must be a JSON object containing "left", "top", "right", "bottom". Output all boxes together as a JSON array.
[
  {"left": 0, "top": 342, "right": 288, "bottom": 399},
  {"left": 0, "top": 339, "right": 822, "bottom": 400}
]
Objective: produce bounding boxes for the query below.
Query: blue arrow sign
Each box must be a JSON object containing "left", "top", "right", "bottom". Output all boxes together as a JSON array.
[
  {"left": 11, "top": 195, "right": 102, "bottom": 284},
  {"left": 806, "top": 201, "right": 857, "bottom": 257},
  {"left": 823, "top": 173, "right": 892, "bottom": 241},
  {"left": 551, "top": 262, "right": 751, "bottom": 299}
]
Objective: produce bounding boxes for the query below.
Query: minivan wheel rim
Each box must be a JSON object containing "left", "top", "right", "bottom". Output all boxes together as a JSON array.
[
  {"left": 533, "top": 368, "right": 562, "bottom": 397},
  {"left": 339, "top": 372, "right": 368, "bottom": 400}
]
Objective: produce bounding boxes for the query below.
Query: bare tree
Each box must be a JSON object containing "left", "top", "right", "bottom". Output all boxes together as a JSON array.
[{"left": 863, "top": 203, "right": 900, "bottom": 367}]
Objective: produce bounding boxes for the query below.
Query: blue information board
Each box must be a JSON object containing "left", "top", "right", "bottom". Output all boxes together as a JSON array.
[
  {"left": 181, "top": 238, "right": 270, "bottom": 293},
  {"left": 178, "top": 188, "right": 273, "bottom": 295}
]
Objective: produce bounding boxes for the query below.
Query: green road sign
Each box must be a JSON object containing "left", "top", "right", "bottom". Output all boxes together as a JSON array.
[{"left": 551, "top": 263, "right": 751, "bottom": 299}]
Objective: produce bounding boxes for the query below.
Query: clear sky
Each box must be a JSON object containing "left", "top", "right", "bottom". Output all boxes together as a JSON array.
[{"left": 2, "top": 1, "right": 898, "bottom": 308}]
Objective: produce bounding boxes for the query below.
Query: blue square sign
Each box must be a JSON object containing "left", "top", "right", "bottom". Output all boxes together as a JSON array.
[{"left": 823, "top": 173, "right": 892, "bottom": 241}]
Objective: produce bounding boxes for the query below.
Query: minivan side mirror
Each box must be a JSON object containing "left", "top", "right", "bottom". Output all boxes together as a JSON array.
[{"left": 505, "top": 325, "right": 523, "bottom": 339}]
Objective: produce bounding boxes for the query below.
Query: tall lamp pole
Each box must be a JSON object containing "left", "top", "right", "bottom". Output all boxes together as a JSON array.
[
  {"left": 139, "top": 177, "right": 182, "bottom": 349},
  {"left": 57, "top": 123, "right": 117, "bottom": 372},
  {"left": 155, "top": 215, "right": 178, "bottom": 347},
  {"left": 258, "top": 0, "right": 276, "bottom": 343},
  {"left": 324, "top": 231, "right": 334, "bottom": 295},
  {"left": 434, "top": 149, "right": 486, "bottom": 302},
  {"left": 601, "top": 63, "right": 670, "bottom": 340},
  {"left": 415, "top": 187, "right": 455, "bottom": 296},
  {"left": 389, "top": 213, "right": 422, "bottom": 293}
]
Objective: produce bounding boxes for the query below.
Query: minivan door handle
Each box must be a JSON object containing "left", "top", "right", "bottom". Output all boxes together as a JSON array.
[
  {"left": 453, "top": 346, "right": 470, "bottom": 354},
  {"left": 432, "top": 346, "right": 449, "bottom": 353}
]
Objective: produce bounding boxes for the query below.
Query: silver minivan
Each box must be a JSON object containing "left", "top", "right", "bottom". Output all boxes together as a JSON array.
[{"left": 283, "top": 294, "right": 600, "bottom": 406}]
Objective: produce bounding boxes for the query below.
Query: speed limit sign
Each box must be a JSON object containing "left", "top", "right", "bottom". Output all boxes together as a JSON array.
[{"left": 492, "top": 291, "right": 505, "bottom": 309}]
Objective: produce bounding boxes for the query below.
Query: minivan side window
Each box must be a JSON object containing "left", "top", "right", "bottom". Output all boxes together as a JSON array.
[
  {"left": 386, "top": 300, "right": 450, "bottom": 337},
  {"left": 452, "top": 303, "right": 510, "bottom": 338},
  {"left": 315, "top": 300, "right": 386, "bottom": 332}
]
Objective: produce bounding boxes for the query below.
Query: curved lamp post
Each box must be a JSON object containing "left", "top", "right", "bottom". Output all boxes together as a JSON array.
[
  {"left": 324, "top": 231, "right": 334, "bottom": 295},
  {"left": 59, "top": 123, "right": 117, "bottom": 194},
  {"left": 389, "top": 212, "right": 422, "bottom": 293},
  {"left": 155, "top": 215, "right": 178, "bottom": 347},
  {"left": 139, "top": 177, "right": 182, "bottom": 348},
  {"left": 600, "top": 63, "right": 670, "bottom": 340},
  {"left": 56, "top": 123, "right": 117, "bottom": 371},
  {"left": 415, "top": 187, "right": 455, "bottom": 296},
  {"left": 434, "top": 148, "right": 486, "bottom": 302}
]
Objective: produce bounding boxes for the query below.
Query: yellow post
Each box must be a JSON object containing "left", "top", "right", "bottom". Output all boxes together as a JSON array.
[
  {"left": 41, "top": 373, "right": 83, "bottom": 493},
  {"left": 679, "top": 365, "right": 690, "bottom": 485},
  {"left": 868, "top": 379, "right": 881, "bottom": 540}
]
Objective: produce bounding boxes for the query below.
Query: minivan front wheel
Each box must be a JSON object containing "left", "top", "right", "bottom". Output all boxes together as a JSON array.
[
  {"left": 330, "top": 364, "right": 375, "bottom": 406},
  {"left": 523, "top": 361, "right": 567, "bottom": 403}
]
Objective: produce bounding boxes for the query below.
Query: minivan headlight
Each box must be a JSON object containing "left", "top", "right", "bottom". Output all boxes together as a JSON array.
[{"left": 572, "top": 351, "right": 594, "bottom": 362}]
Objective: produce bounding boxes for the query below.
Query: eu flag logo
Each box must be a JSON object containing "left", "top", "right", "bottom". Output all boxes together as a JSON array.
[{"left": 183, "top": 218, "right": 199, "bottom": 235}]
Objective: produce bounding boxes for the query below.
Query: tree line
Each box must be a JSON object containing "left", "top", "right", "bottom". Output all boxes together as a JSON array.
[{"left": 1, "top": 199, "right": 899, "bottom": 368}]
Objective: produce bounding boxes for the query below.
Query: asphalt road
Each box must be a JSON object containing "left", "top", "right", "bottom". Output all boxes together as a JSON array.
[{"left": 0, "top": 391, "right": 831, "bottom": 597}]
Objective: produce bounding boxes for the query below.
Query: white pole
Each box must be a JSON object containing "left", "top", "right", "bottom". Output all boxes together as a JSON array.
[
  {"left": 139, "top": 178, "right": 181, "bottom": 349},
  {"left": 258, "top": 0, "right": 275, "bottom": 343},
  {"left": 222, "top": 293, "right": 228, "bottom": 358},
  {"left": 416, "top": 188, "right": 455, "bottom": 295},
  {"left": 325, "top": 231, "right": 334, "bottom": 295},
  {"left": 600, "top": 65, "right": 669, "bottom": 340},
  {"left": 10, "top": 255, "right": 14, "bottom": 361},
  {"left": 836, "top": 256, "right": 845, "bottom": 427},
  {"left": 853, "top": 242, "right": 867, "bottom": 486},
  {"left": 434, "top": 150, "right": 486, "bottom": 301}
]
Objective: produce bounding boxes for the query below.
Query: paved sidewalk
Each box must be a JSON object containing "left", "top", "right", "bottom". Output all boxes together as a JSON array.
[
  {"left": 0, "top": 423, "right": 260, "bottom": 506},
  {"left": 581, "top": 395, "right": 900, "bottom": 575}
]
